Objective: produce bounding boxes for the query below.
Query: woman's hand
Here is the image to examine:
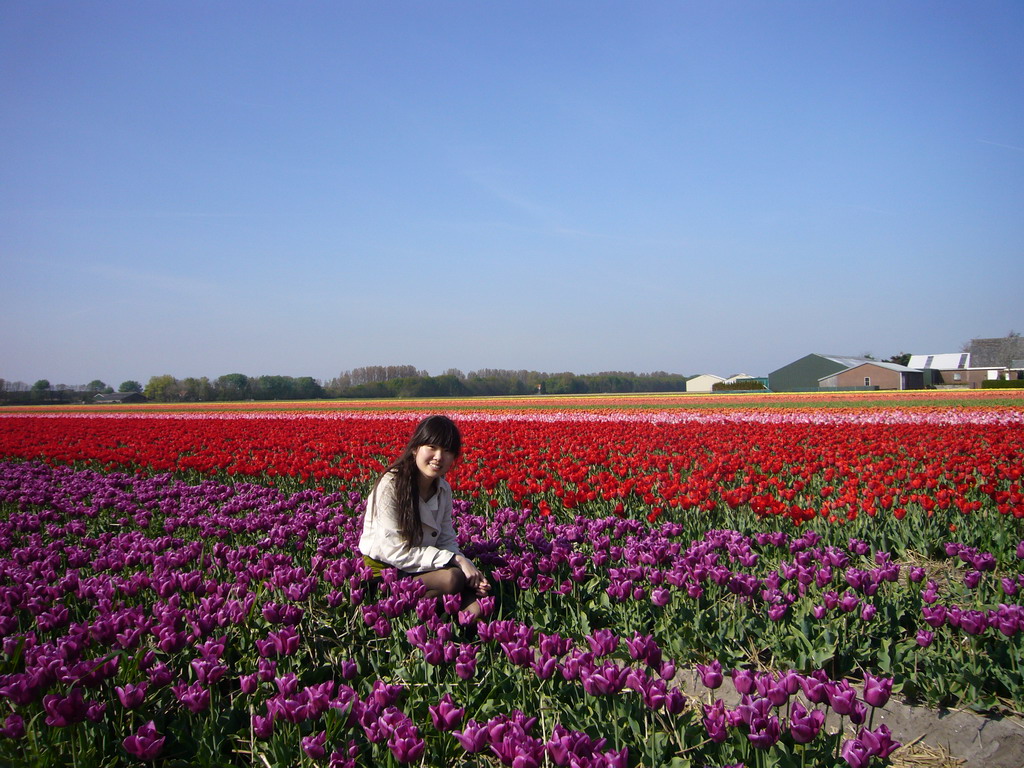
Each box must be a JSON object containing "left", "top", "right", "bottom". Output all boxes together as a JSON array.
[{"left": 455, "top": 554, "right": 491, "bottom": 596}]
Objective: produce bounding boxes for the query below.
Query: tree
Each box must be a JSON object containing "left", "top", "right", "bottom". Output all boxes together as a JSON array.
[
  {"left": 887, "top": 353, "right": 912, "bottom": 366},
  {"left": 119, "top": 380, "right": 143, "bottom": 393},
  {"left": 32, "top": 379, "right": 51, "bottom": 392},
  {"left": 86, "top": 380, "right": 113, "bottom": 393},
  {"left": 145, "top": 375, "right": 180, "bottom": 402},
  {"left": 216, "top": 373, "right": 250, "bottom": 401},
  {"left": 293, "top": 377, "right": 325, "bottom": 399},
  {"left": 180, "top": 377, "right": 214, "bottom": 402}
]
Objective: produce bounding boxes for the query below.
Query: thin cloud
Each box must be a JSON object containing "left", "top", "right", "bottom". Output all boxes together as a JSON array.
[
  {"left": 463, "top": 165, "right": 563, "bottom": 223},
  {"left": 978, "top": 139, "right": 1024, "bottom": 153}
]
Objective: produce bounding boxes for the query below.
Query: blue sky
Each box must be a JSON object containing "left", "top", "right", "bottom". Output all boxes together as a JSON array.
[{"left": 2, "top": 1, "right": 1022, "bottom": 388}]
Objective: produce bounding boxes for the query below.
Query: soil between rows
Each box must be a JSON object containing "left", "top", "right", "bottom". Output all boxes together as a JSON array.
[{"left": 676, "top": 671, "right": 1024, "bottom": 768}]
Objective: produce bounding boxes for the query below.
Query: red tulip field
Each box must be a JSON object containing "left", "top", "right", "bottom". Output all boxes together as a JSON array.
[{"left": 1, "top": 391, "right": 1022, "bottom": 767}]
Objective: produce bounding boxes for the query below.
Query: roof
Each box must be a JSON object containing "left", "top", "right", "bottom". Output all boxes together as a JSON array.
[
  {"left": 817, "top": 355, "right": 879, "bottom": 368},
  {"left": 94, "top": 392, "right": 146, "bottom": 402},
  {"left": 907, "top": 353, "right": 970, "bottom": 370},
  {"left": 968, "top": 336, "right": 1024, "bottom": 368}
]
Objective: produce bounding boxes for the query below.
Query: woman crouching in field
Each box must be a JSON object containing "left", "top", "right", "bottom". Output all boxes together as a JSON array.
[{"left": 358, "top": 415, "right": 491, "bottom": 616}]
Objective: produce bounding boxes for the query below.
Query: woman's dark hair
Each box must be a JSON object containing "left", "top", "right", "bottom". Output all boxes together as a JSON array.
[{"left": 372, "top": 415, "right": 462, "bottom": 547}]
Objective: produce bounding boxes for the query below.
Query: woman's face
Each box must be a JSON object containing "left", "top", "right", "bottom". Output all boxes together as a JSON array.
[{"left": 412, "top": 443, "right": 457, "bottom": 482}]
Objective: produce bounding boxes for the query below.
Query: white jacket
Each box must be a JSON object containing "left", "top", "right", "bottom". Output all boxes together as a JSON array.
[{"left": 358, "top": 471, "right": 463, "bottom": 573}]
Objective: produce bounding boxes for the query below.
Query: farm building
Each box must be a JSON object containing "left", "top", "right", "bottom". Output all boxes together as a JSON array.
[
  {"left": 909, "top": 351, "right": 1021, "bottom": 387},
  {"left": 685, "top": 374, "right": 725, "bottom": 393},
  {"left": 722, "top": 373, "right": 758, "bottom": 384},
  {"left": 94, "top": 392, "right": 148, "bottom": 404},
  {"left": 769, "top": 354, "right": 928, "bottom": 392},
  {"left": 818, "top": 361, "right": 924, "bottom": 391},
  {"left": 768, "top": 354, "right": 876, "bottom": 392}
]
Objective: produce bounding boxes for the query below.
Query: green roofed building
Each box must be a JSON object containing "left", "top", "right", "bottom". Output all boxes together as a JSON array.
[{"left": 768, "top": 354, "right": 878, "bottom": 393}]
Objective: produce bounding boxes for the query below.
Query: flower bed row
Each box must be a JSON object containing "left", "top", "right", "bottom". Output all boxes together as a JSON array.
[{"left": 1, "top": 412, "right": 1022, "bottom": 536}]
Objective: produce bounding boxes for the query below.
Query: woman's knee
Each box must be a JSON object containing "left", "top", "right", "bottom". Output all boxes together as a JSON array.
[
  {"left": 439, "top": 566, "right": 467, "bottom": 594},
  {"left": 417, "top": 566, "right": 466, "bottom": 596}
]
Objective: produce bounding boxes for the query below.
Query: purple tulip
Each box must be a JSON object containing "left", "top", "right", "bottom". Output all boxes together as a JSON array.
[
  {"left": 732, "top": 668, "right": 756, "bottom": 695},
  {"left": 270, "top": 626, "right": 301, "bottom": 655},
  {"left": 581, "top": 662, "right": 629, "bottom": 696},
  {"left": 915, "top": 629, "right": 934, "bottom": 647},
  {"left": 389, "top": 730, "right": 425, "bottom": 764},
  {"left": 842, "top": 737, "right": 872, "bottom": 768},
  {"left": 827, "top": 681, "right": 858, "bottom": 716},
  {"left": 43, "top": 689, "right": 88, "bottom": 727},
  {"left": 115, "top": 682, "right": 147, "bottom": 709},
  {"left": 760, "top": 678, "right": 790, "bottom": 708},
  {"left": 172, "top": 681, "right": 210, "bottom": 713},
  {"left": 275, "top": 673, "right": 299, "bottom": 697},
  {"left": 585, "top": 629, "right": 619, "bottom": 657},
  {"left": 702, "top": 700, "right": 729, "bottom": 743},
  {"left": 0, "top": 714, "right": 25, "bottom": 740},
  {"left": 257, "top": 658, "right": 277, "bottom": 682},
  {"left": 655, "top": 659, "right": 675, "bottom": 681},
  {"left": 429, "top": 693, "right": 465, "bottom": 731},
  {"left": 747, "top": 713, "right": 781, "bottom": 749},
  {"left": 340, "top": 659, "right": 358, "bottom": 679},
  {"left": 453, "top": 719, "right": 489, "bottom": 752},
  {"left": 239, "top": 673, "right": 259, "bottom": 694},
  {"left": 665, "top": 687, "right": 687, "bottom": 714},
  {"left": 960, "top": 610, "right": 988, "bottom": 635},
  {"left": 191, "top": 657, "right": 228, "bottom": 685},
  {"left": 442, "top": 593, "right": 462, "bottom": 615},
  {"left": 546, "top": 723, "right": 604, "bottom": 767},
  {"left": 862, "top": 673, "right": 892, "bottom": 708},
  {"left": 922, "top": 605, "right": 947, "bottom": 628},
  {"left": 800, "top": 672, "right": 829, "bottom": 704},
  {"left": 477, "top": 596, "right": 496, "bottom": 617},
  {"left": 859, "top": 723, "right": 900, "bottom": 758},
  {"left": 302, "top": 731, "right": 328, "bottom": 759},
  {"left": 789, "top": 700, "right": 824, "bottom": 744},
  {"left": 531, "top": 654, "right": 558, "bottom": 681},
  {"left": 838, "top": 591, "right": 860, "bottom": 613},
  {"left": 122, "top": 721, "right": 165, "bottom": 760},
  {"left": 456, "top": 646, "right": 478, "bottom": 680},
  {"left": 697, "top": 660, "right": 724, "bottom": 689},
  {"left": 146, "top": 662, "right": 173, "bottom": 689}
]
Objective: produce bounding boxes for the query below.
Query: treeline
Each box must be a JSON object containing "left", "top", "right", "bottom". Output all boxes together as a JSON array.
[
  {"left": 1, "top": 367, "right": 691, "bottom": 404},
  {"left": 144, "top": 373, "right": 326, "bottom": 402},
  {"left": 323, "top": 367, "right": 689, "bottom": 399}
]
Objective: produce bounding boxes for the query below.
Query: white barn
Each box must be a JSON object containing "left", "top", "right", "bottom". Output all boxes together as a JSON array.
[{"left": 686, "top": 374, "right": 726, "bottom": 393}]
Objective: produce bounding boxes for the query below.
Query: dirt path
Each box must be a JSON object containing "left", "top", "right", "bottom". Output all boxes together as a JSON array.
[{"left": 676, "top": 672, "right": 1024, "bottom": 768}]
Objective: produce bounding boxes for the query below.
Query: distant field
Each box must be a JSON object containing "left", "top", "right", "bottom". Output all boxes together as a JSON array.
[{"left": 3, "top": 387, "right": 1022, "bottom": 412}]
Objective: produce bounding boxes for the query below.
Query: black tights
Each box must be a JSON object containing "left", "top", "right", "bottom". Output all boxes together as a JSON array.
[{"left": 412, "top": 566, "right": 482, "bottom": 616}]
